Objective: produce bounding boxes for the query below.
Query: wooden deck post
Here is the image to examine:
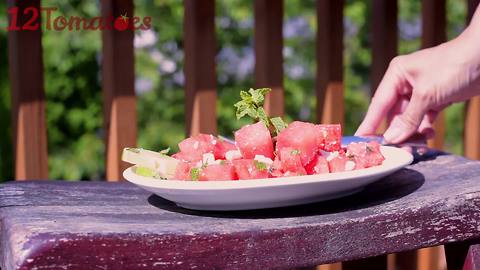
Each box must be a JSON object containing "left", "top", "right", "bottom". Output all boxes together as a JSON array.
[
  {"left": 184, "top": 0, "right": 217, "bottom": 136},
  {"left": 464, "top": 0, "right": 480, "bottom": 160},
  {"left": 371, "top": 0, "right": 397, "bottom": 134},
  {"left": 101, "top": 0, "right": 137, "bottom": 181},
  {"left": 254, "top": 0, "right": 284, "bottom": 117},
  {"left": 316, "top": 0, "right": 344, "bottom": 126},
  {"left": 8, "top": 0, "right": 48, "bottom": 180},
  {"left": 422, "top": 0, "right": 446, "bottom": 150}
]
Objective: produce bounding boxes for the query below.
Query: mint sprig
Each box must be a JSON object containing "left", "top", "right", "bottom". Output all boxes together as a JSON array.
[{"left": 234, "top": 88, "right": 288, "bottom": 136}]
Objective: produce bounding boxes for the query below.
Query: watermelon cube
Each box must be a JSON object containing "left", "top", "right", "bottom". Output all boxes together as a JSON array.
[
  {"left": 199, "top": 163, "right": 238, "bottom": 181},
  {"left": 234, "top": 122, "right": 274, "bottom": 159},
  {"left": 346, "top": 141, "right": 385, "bottom": 169},
  {"left": 175, "top": 134, "right": 216, "bottom": 162},
  {"left": 317, "top": 124, "right": 342, "bottom": 152},
  {"left": 214, "top": 138, "right": 238, "bottom": 160},
  {"left": 305, "top": 154, "right": 330, "bottom": 175},
  {"left": 278, "top": 147, "right": 307, "bottom": 175},
  {"left": 174, "top": 161, "right": 192, "bottom": 180},
  {"left": 276, "top": 121, "right": 319, "bottom": 166},
  {"left": 233, "top": 159, "right": 269, "bottom": 180}
]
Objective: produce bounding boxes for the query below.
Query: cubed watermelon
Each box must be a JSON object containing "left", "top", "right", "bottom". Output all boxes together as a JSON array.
[
  {"left": 317, "top": 124, "right": 342, "bottom": 152},
  {"left": 276, "top": 121, "right": 319, "bottom": 166},
  {"left": 233, "top": 159, "right": 269, "bottom": 180},
  {"left": 327, "top": 151, "right": 348, "bottom": 173},
  {"left": 278, "top": 147, "right": 307, "bottom": 175},
  {"left": 199, "top": 163, "right": 238, "bottom": 181},
  {"left": 305, "top": 154, "right": 330, "bottom": 175},
  {"left": 213, "top": 138, "right": 238, "bottom": 160},
  {"left": 346, "top": 141, "right": 385, "bottom": 169},
  {"left": 175, "top": 134, "right": 216, "bottom": 162},
  {"left": 234, "top": 122, "right": 274, "bottom": 159},
  {"left": 174, "top": 161, "right": 192, "bottom": 180}
]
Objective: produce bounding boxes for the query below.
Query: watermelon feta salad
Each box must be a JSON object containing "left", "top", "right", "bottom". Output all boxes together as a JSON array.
[{"left": 122, "top": 88, "right": 385, "bottom": 181}]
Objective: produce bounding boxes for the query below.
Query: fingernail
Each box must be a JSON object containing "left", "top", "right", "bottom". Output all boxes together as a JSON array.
[{"left": 383, "top": 126, "right": 403, "bottom": 143}]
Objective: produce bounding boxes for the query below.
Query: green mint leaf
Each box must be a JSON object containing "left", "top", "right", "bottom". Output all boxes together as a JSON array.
[
  {"left": 245, "top": 107, "right": 258, "bottom": 119},
  {"left": 249, "top": 88, "right": 271, "bottom": 105},
  {"left": 270, "top": 117, "right": 288, "bottom": 135},
  {"left": 159, "top": 147, "right": 170, "bottom": 155},
  {"left": 291, "top": 149, "right": 300, "bottom": 155},
  {"left": 190, "top": 168, "right": 200, "bottom": 181},
  {"left": 254, "top": 160, "right": 267, "bottom": 171},
  {"left": 240, "top": 90, "right": 250, "bottom": 100},
  {"left": 256, "top": 107, "right": 270, "bottom": 128}
]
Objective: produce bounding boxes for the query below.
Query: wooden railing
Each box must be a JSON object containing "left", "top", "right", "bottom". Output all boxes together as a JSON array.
[{"left": 6, "top": 0, "right": 480, "bottom": 269}]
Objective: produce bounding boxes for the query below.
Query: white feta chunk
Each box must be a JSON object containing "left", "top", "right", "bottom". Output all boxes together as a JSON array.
[
  {"left": 202, "top": 153, "right": 215, "bottom": 165},
  {"left": 326, "top": 151, "right": 339, "bottom": 162},
  {"left": 225, "top": 150, "right": 242, "bottom": 161},
  {"left": 345, "top": 160, "right": 355, "bottom": 171},
  {"left": 254, "top": 155, "right": 273, "bottom": 165}
]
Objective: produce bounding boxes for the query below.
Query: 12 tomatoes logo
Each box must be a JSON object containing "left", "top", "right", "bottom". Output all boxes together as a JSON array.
[{"left": 7, "top": 6, "right": 151, "bottom": 31}]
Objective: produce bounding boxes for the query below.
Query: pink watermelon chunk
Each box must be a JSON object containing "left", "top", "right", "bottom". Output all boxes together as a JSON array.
[
  {"left": 174, "top": 161, "right": 192, "bottom": 180},
  {"left": 234, "top": 122, "right": 274, "bottom": 159},
  {"left": 305, "top": 154, "right": 330, "bottom": 175},
  {"left": 276, "top": 121, "right": 319, "bottom": 166},
  {"left": 199, "top": 163, "right": 238, "bottom": 181},
  {"left": 317, "top": 124, "right": 342, "bottom": 152},
  {"left": 346, "top": 141, "right": 385, "bottom": 169},
  {"left": 213, "top": 138, "right": 237, "bottom": 160},
  {"left": 175, "top": 134, "right": 216, "bottom": 162},
  {"left": 233, "top": 159, "right": 269, "bottom": 180},
  {"left": 278, "top": 147, "right": 307, "bottom": 175},
  {"left": 327, "top": 151, "right": 348, "bottom": 173}
]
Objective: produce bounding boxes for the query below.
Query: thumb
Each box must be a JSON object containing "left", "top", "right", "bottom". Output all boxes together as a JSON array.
[{"left": 383, "top": 93, "right": 428, "bottom": 144}]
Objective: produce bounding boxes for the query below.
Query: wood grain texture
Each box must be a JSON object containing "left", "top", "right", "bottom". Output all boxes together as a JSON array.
[
  {"left": 101, "top": 0, "right": 137, "bottom": 181},
  {"left": 184, "top": 0, "right": 217, "bottom": 136},
  {"left": 8, "top": 0, "right": 48, "bottom": 180},
  {"left": 422, "top": 0, "right": 446, "bottom": 151},
  {"left": 464, "top": 0, "right": 480, "bottom": 160},
  {"left": 254, "top": 0, "right": 284, "bottom": 117},
  {"left": 316, "top": 0, "right": 344, "bottom": 126},
  {"left": 2, "top": 152, "right": 480, "bottom": 269}
]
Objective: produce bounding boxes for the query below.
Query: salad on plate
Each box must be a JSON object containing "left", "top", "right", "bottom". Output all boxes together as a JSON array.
[{"left": 122, "top": 88, "right": 385, "bottom": 181}]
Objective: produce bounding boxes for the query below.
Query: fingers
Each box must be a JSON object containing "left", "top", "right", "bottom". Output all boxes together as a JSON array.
[
  {"left": 383, "top": 92, "right": 429, "bottom": 143},
  {"left": 355, "top": 59, "right": 408, "bottom": 136}
]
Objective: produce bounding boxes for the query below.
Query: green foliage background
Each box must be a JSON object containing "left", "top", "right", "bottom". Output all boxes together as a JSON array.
[{"left": 0, "top": 0, "right": 469, "bottom": 181}]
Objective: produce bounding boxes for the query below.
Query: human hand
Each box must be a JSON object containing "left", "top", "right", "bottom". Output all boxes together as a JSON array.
[{"left": 355, "top": 22, "right": 480, "bottom": 144}]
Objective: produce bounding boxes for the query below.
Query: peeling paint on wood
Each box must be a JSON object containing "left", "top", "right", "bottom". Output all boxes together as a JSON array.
[{"left": 1, "top": 151, "right": 480, "bottom": 269}]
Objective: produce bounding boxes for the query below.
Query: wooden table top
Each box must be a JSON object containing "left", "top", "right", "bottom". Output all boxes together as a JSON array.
[{"left": 2, "top": 150, "right": 480, "bottom": 270}]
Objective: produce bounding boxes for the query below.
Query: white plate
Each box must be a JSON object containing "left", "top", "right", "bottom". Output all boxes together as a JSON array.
[{"left": 123, "top": 146, "right": 413, "bottom": 211}]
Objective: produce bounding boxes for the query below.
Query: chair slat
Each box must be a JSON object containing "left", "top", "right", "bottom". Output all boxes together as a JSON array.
[
  {"left": 422, "top": 0, "right": 446, "bottom": 150},
  {"left": 464, "top": 0, "right": 480, "bottom": 160},
  {"left": 254, "top": 0, "right": 284, "bottom": 117},
  {"left": 184, "top": 0, "right": 217, "bottom": 136},
  {"left": 316, "top": 0, "right": 344, "bottom": 126},
  {"left": 8, "top": 0, "right": 48, "bottom": 180},
  {"left": 101, "top": 0, "right": 137, "bottom": 181}
]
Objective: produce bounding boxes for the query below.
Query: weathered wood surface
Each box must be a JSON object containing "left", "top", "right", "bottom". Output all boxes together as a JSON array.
[{"left": 2, "top": 152, "right": 480, "bottom": 270}]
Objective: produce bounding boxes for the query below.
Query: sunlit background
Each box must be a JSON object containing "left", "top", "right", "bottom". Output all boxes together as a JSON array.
[{"left": 0, "top": 0, "right": 468, "bottom": 181}]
